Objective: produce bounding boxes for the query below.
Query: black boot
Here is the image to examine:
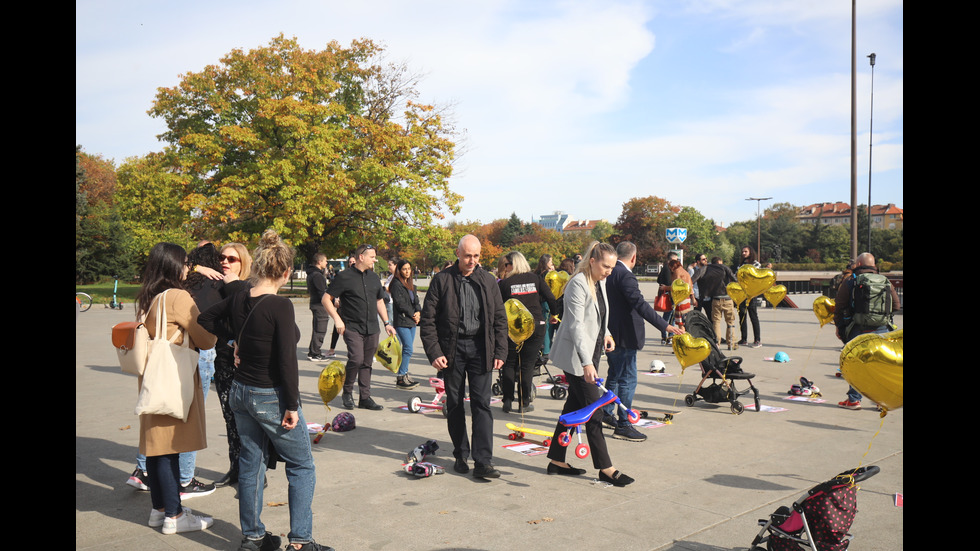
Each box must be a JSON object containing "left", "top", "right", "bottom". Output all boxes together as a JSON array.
[{"left": 215, "top": 465, "right": 238, "bottom": 487}]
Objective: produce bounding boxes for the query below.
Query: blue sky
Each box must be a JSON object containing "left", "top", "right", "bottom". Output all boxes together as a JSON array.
[{"left": 76, "top": 0, "right": 903, "bottom": 229}]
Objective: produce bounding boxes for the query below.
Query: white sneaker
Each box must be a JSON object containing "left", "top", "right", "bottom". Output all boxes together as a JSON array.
[
  {"left": 161, "top": 509, "right": 213, "bottom": 534},
  {"left": 149, "top": 506, "right": 191, "bottom": 527}
]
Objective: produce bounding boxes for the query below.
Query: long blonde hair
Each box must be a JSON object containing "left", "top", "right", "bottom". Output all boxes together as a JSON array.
[
  {"left": 504, "top": 251, "right": 532, "bottom": 276},
  {"left": 575, "top": 241, "right": 616, "bottom": 301},
  {"left": 221, "top": 242, "right": 253, "bottom": 281}
]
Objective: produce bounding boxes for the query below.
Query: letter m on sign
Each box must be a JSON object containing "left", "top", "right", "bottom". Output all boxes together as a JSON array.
[{"left": 666, "top": 228, "right": 687, "bottom": 244}]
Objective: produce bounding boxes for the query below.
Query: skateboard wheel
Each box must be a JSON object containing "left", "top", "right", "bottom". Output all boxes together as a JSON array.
[
  {"left": 574, "top": 444, "right": 589, "bottom": 459},
  {"left": 508, "top": 433, "right": 517, "bottom": 440},
  {"left": 543, "top": 438, "right": 552, "bottom": 447}
]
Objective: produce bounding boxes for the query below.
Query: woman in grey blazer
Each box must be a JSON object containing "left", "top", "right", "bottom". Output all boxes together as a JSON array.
[{"left": 545, "top": 242, "right": 635, "bottom": 487}]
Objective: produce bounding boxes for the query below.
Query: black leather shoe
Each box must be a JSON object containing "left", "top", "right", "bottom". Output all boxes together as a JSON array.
[
  {"left": 358, "top": 398, "right": 383, "bottom": 411},
  {"left": 453, "top": 457, "right": 469, "bottom": 474},
  {"left": 342, "top": 392, "right": 354, "bottom": 410},
  {"left": 473, "top": 462, "right": 500, "bottom": 479},
  {"left": 215, "top": 467, "right": 239, "bottom": 487},
  {"left": 547, "top": 462, "right": 586, "bottom": 476},
  {"left": 598, "top": 470, "right": 635, "bottom": 487}
]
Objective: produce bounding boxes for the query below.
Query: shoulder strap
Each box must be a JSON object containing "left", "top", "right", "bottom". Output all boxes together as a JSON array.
[{"left": 236, "top": 293, "right": 274, "bottom": 344}]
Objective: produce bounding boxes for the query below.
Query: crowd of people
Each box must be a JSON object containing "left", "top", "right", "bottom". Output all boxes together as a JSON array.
[{"left": 125, "top": 230, "right": 897, "bottom": 548}]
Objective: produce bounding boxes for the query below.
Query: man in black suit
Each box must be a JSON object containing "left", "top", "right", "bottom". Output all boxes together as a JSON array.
[{"left": 603, "top": 242, "right": 684, "bottom": 441}]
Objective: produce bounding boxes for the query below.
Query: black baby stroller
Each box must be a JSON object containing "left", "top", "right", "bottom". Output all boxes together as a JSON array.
[
  {"left": 682, "top": 310, "right": 760, "bottom": 414},
  {"left": 750, "top": 465, "right": 880, "bottom": 551}
]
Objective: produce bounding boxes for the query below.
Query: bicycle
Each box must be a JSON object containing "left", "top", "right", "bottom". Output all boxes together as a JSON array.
[{"left": 76, "top": 292, "right": 93, "bottom": 312}]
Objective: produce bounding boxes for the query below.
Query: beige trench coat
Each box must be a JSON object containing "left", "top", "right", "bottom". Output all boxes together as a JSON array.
[{"left": 138, "top": 289, "right": 217, "bottom": 457}]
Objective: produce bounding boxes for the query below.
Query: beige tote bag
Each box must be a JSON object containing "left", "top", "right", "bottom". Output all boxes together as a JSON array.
[{"left": 134, "top": 290, "right": 200, "bottom": 421}]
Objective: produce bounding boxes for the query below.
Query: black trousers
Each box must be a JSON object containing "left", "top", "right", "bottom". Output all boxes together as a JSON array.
[
  {"left": 308, "top": 304, "right": 329, "bottom": 355},
  {"left": 500, "top": 326, "right": 544, "bottom": 406},
  {"left": 444, "top": 336, "right": 494, "bottom": 465},
  {"left": 547, "top": 371, "right": 612, "bottom": 470}
]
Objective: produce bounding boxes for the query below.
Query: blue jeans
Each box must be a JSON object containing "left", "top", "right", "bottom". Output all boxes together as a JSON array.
[
  {"left": 230, "top": 381, "right": 316, "bottom": 545},
  {"left": 602, "top": 347, "right": 637, "bottom": 427},
  {"left": 137, "top": 348, "right": 214, "bottom": 483},
  {"left": 394, "top": 326, "right": 416, "bottom": 376}
]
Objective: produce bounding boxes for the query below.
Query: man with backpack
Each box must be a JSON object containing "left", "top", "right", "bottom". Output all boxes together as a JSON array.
[{"left": 833, "top": 253, "right": 901, "bottom": 410}]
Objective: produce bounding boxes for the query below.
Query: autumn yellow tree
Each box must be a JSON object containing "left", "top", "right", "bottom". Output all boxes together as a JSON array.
[{"left": 135, "top": 35, "right": 461, "bottom": 260}]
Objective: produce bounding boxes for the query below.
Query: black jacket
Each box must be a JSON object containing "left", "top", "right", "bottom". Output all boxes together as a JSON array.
[
  {"left": 420, "top": 263, "right": 508, "bottom": 373},
  {"left": 389, "top": 277, "right": 422, "bottom": 329}
]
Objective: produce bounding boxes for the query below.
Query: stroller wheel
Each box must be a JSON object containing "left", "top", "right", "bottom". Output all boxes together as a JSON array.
[
  {"left": 684, "top": 395, "right": 695, "bottom": 407},
  {"left": 491, "top": 382, "right": 502, "bottom": 396},
  {"left": 551, "top": 386, "right": 567, "bottom": 400},
  {"left": 731, "top": 401, "right": 744, "bottom": 415}
]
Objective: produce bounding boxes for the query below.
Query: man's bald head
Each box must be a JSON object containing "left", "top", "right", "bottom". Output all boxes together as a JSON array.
[
  {"left": 856, "top": 252, "right": 876, "bottom": 267},
  {"left": 456, "top": 234, "right": 482, "bottom": 276}
]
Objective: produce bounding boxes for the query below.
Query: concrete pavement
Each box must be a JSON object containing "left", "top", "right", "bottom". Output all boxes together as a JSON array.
[{"left": 76, "top": 291, "right": 902, "bottom": 550}]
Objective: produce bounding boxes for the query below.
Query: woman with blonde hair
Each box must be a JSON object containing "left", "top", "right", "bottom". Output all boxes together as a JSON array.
[
  {"left": 545, "top": 241, "right": 634, "bottom": 486},
  {"left": 498, "top": 251, "right": 557, "bottom": 413},
  {"left": 200, "top": 230, "right": 332, "bottom": 551}
]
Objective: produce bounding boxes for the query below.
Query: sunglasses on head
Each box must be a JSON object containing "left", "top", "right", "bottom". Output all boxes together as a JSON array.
[{"left": 219, "top": 254, "right": 241, "bottom": 263}]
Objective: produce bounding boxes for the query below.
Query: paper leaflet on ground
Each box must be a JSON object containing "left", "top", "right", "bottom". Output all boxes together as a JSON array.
[
  {"left": 307, "top": 422, "right": 326, "bottom": 434},
  {"left": 501, "top": 441, "right": 549, "bottom": 456},
  {"left": 641, "top": 372, "right": 675, "bottom": 377},
  {"left": 744, "top": 404, "right": 789, "bottom": 413},
  {"left": 782, "top": 395, "right": 826, "bottom": 404},
  {"left": 634, "top": 418, "right": 670, "bottom": 429}
]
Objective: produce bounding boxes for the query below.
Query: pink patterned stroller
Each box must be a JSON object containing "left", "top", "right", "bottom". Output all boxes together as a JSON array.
[{"left": 750, "top": 465, "right": 880, "bottom": 551}]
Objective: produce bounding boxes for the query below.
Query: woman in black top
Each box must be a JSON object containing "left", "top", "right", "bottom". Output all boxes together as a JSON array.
[
  {"left": 498, "top": 251, "right": 558, "bottom": 413},
  {"left": 200, "top": 230, "right": 332, "bottom": 551},
  {"left": 389, "top": 259, "right": 422, "bottom": 389}
]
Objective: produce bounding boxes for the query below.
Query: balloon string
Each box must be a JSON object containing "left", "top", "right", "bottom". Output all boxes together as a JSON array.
[
  {"left": 797, "top": 328, "right": 820, "bottom": 380},
  {"left": 856, "top": 415, "right": 885, "bottom": 468}
]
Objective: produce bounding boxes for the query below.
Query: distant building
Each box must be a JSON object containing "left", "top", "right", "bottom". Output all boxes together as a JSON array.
[
  {"left": 796, "top": 202, "right": 903, "bottom": 231},
  {"left": 561, "top": 219, "right": 606, "bottom": 235},
  {"left": 537, "top": 211, "right": 572, "bottom": 232}
]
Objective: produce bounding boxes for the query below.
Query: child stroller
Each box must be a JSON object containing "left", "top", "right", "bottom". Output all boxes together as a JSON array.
[
  {"left": 682, "top": 310, "right": 760, "bottom": 414},
  {"left": 750, "top": 465, "right": 881, "bottom": 551}
]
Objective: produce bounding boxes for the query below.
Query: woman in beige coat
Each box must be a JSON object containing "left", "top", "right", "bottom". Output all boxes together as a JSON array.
[{"left": 136, "top": 242, "right": 217, "bottom": 534}]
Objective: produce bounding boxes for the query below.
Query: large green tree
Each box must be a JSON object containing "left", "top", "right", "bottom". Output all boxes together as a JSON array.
[
  {"left": 613, "top": 196, "right": 681, "bottom": 265},
  {"left": 142, "top": 35, "right": 460, "bottom": 261}
]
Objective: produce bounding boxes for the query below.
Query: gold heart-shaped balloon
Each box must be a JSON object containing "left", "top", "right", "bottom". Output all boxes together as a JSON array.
[
  {"left": 764, "top": 284, "right": 787, "bottom": 306},
  {"left": 839, "top": 329, "right": 903, "bottom": 415},
  {"left": 726, "top": 282, "right": 747, "bottom": 306},
  {"left": 318, "top": 360, "right": 346, "bottom": 410},
  {"left": 671, "top": 278, "right": 692, "bottom": 305},
  {"left": 544, "top": 270, "right": 570, "bottom": 299},
  {"left": 737, "top": 265, "right": 776, "bottom": 299},
  {"left": 505, "top": 298, "right": 535, "bottom": 345},
  {"left": 813, "top": 296, "right": 836, "bottom": 327},
  {"left": 672, "top": 333, "right": 712, "bottom": 371}
]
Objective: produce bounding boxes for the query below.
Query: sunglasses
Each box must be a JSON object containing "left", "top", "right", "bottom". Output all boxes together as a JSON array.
[{"left": 219, "top": 254, "right": 241, "bottom": 264}]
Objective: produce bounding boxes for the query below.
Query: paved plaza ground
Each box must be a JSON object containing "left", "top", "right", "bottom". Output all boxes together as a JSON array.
[{"left": 76, "top": 289, "right": 902, "bottom": 550}]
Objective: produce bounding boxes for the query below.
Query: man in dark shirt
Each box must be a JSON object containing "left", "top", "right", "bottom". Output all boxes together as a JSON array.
[
  {"left": 323, "top": 245, "right": 397, "bottom": 410},
  {"left": 306, "top": 253, "right": 330, "bottom": 361},
  {"left": 420, "top": 235, "right": 508, "bottom": 479},
  {"left": 693, "top": 257, "right": 739, "bottom": 348}
]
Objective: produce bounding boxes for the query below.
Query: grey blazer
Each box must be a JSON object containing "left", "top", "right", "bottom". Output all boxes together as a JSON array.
[{"left": 550, "top": 272, "right": 609, "bottom": 376}]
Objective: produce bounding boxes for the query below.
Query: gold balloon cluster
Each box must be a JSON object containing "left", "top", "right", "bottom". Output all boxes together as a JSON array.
[
  {"left": 839, "top": 329, "right": 903, "bottom": 417},
  {"left": 726, "top": 265, "right": 785, "bottom": 307}
]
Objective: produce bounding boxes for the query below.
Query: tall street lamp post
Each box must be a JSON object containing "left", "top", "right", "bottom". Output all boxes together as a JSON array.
[
  {"left": 746, "top": 197, "right": 772, "bottom": 258},
  {"left": 867, "top": 52, "right": 876, "bottom": 254}
]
